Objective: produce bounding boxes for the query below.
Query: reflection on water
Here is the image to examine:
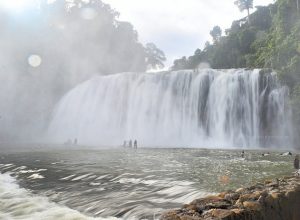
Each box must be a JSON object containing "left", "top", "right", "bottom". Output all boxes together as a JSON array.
[{"left": 0, "top": 148, "right": 295, "bottom": 219}]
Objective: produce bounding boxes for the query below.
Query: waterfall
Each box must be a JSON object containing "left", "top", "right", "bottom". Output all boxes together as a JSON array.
[{"left": 47, "top": 69, "right": 292, "bottom": 148}]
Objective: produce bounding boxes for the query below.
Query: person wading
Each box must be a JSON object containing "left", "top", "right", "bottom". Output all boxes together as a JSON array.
[
  {"left": 294, "top": 155, "right": 299, "bottom": 176},
  {"left": 134, "top": 140, "right": 137, "bottom": 149}
]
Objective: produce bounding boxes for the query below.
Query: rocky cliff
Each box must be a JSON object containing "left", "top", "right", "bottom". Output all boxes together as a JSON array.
[{"left": 161, "top": 176, "right": 300, "bottom": 220}]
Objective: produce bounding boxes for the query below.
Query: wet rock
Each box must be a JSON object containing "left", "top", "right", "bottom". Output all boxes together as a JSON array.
[
  {"left": 224, "top": 193, "right": 240, "bottom": 201},
  {"left": 218, "top": 192, "right": 226, "bottom": 198},
  {"left": 264, "top": 180, "right": 272, "bottom": 184},
  {"left": 210, "top": 209, "right": 235, "bottom": 218},
  {"left": 242, "top": 201, "right": 261, "bottom": 211},
  {"left": 160, "top": 176, "right": 300, "bottom": 220},
  {"left": 235, "top": 188, "right": 245, "bottom": 193},
  {"left": 270, "top": 192, "right": 281, "bottom": 199},
  {"left": 235, "top": 199, "right": 243, "bottom": 208},
  {"left": 257, "top": 195, "right": 265, "bottom": 204},
  {"left": 239, "top": 192, "right": 260, "bottom": 202},
  {"left": 188, "top": 196, "right": 232, "bottom": 213},
  {"left": 160, "top": 210, "right": 202, "bottom": 220},
  {"left": 231, "top": 208, "right": 244, "bottom": 215},
  {"left": 183, "top": 204, "right": 198, "bottom": 212},
  {"left": 207, "top": 201, "right": 232, "bottom": 210},
  {"left": 266, "top": 180, "right": 279, "bottom": 188}
]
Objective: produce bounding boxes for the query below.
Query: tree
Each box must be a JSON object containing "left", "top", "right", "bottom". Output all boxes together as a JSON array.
[
  {"left": 145, "top": 43, "right": 166, "bottom": 69},
  {"left": 0, "top": 0, "right": 167, "bottom": 140},
  {"left": 210, "top": 26, "right": 222, "bottom": 43},
  {"left": 172, "top": 56, "right": 188, "bottom": 70},
  {"left": 204, "top": 41, "right": 211, "bottom": 50},
  {"left": 234, "top": 0, "right": 254, "bottom": 24}
]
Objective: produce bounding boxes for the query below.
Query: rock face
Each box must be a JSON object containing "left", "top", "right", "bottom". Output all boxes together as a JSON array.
[{"left": 160, "top": 176, "right": 300, "bottom": 220}]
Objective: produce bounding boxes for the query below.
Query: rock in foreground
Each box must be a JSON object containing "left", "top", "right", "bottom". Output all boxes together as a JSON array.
[{"left": 160, "top": 176, "right": 300, "bottom": 220}]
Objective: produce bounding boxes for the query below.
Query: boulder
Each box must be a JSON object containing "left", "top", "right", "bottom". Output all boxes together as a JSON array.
[{"left": 160, "top": 176, "right": 300, "bottom": 220}]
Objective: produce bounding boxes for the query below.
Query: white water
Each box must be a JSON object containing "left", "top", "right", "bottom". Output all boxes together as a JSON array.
[
  {"left": 48, "top": 69, "right": 291, "bottom": 148},
  {"left": 0, "top": 173, "right": 118, "bottom": 220}
]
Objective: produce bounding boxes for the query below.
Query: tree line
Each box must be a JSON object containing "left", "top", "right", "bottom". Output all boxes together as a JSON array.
[
  {"left": 0, "top": 0, "right": 166, "bottom": 140},
  {"left": 171, "top": 0, "right": 300, "bottom": 143}
]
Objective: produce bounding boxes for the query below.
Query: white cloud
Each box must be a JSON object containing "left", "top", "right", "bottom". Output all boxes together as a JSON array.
[{"left": 103, "top": 0, "right": 275, "bottom": 67}]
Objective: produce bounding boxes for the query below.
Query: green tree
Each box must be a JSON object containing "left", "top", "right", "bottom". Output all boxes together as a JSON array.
[
  {"left": 0, "top": 0, "right": 167, "bottom": 139},
  {"left": 234, "top": 0, "right": 254, "bottom": 24},
  {"left": 172, "top": 56, "right": 188, "bottom": 70},
  {"left": 210, "top": 26, "right": 222, "bottom": 43},
  {"left": 145, "top": 43, "right": 166, "bottom": 69}
]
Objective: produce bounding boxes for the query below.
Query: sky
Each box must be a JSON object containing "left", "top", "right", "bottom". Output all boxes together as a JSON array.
[{"left": 103, "top": 0, "right": 275, "bottom": 67}]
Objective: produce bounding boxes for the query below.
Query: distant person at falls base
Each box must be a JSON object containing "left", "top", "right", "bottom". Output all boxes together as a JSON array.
[
  {"left": 74, "top": 138, "right": 78, "bottom": 145},
  {"left": 241, "top": 150, "right": 245, "bottom": 158},
  {"left": 129, "top": 140, "right": 132, "bottom": 148},
  {"left": 294, "top": 155, "right": 299, "bottom": 176},
  {"left": 134, "top": 140, "right": 137, "bottom": 149},
  {"left": 123, "top": 141, "right": 127, "bottom": 148}
]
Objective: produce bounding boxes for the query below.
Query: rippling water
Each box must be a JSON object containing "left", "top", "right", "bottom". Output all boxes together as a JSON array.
[{"left": 0, "top": 147, "right": 296, "bottom": 220}]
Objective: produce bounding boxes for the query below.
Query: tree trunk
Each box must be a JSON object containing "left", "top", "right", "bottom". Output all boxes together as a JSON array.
[{"left": 247, "top": 8, "right": 251, "bottom": 25}]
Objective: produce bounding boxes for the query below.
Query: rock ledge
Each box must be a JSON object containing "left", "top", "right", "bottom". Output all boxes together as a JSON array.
[{"left": 160, "top": 176, "right": 300, "bottom": 220}]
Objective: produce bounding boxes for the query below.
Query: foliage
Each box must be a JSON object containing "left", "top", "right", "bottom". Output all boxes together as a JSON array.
[
  {"left": 145, "top": 43, "right": 166, "bottom": 69},
  {"left": 234, "top": 0, "right": 254, "bottom": 15},
  {"left": 234, "top": 0, "right": 254, "bottom": 25},
  {"left": 210, "top": 26, "right": 222, "bottom": 44},
  {"left": 171, "top": 0, "right": 300, "bottom": 141},
  {"left": 0, "top": 0, "right": 165, "bottom": 139}
]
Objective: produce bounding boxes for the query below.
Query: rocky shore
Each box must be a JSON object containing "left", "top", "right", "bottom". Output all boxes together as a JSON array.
[{"left": 161, "top": 176, "right": 300, "bottom": 220}]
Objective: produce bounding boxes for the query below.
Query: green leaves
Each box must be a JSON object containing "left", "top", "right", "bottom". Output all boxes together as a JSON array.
[
  {"left": 210, "top": 26, "right": 222, "bottom": 44},
  {"left": 172, "top": 0, "right": 300, "bottom": 140},
  {"left": 234, "top": 0, "right": 254, "bottom": 13},
  {"left": 145, "top": 43, "right": 166, "bottom": 70}
]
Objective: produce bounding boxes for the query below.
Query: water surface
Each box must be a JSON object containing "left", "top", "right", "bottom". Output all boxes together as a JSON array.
[{"left": 0, "top": 147, "right": 295, "bottom": 219}]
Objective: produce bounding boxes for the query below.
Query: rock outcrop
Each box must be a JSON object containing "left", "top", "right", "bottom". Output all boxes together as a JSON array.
[{"left": 160, "top": 176, "right": 300, "bottom": 220}]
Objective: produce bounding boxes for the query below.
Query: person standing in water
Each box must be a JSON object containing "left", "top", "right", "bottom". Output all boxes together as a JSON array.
[
  {"left": 294, "top": 155, "right": 299, "bottom": 176},
  {"left": 134, "top": 140, "right": 137, "bottom": 149},
  {"left": 241, "top": 150, "right": 245, "bottom": 158}
]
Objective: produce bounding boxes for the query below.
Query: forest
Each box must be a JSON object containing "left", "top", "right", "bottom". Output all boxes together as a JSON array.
[
  {"left": 172, "top": 0, "right": 300, "bottom": 139},
  {"left": 0, "top": 0, "right": 165, "bottom": 140}
]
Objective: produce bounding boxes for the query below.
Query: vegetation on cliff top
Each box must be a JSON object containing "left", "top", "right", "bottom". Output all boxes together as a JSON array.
[{"left": 171, "top": 0, "right": 300, "bottom": 141}]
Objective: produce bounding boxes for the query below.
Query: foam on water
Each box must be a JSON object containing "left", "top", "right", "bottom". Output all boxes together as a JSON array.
[
  {"left": 0, "top": 173, "right": 119, "bottom": 220},
  {"left": 71, "top": 173, "right": 94, "bottom": 181},
  {"left": 60, "top": 174, "right": 76, "bottom": 180},
  {"left": 19, "top": 169, "right": 47, "bottom": 174},
  {"left": 28, "top": 173, "right": 45, "bottom": 179}
]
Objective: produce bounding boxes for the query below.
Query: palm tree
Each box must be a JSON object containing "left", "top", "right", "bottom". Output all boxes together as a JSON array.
[{"left": 234, "top": 0, "right": 254, "bottom": 24}]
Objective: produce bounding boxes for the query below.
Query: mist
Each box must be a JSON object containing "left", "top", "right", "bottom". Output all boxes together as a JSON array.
[
  {"left": 0, "top": 0, "right": 297, "bottom": 149},
  {"left": 0, "top": 1, "right": 299, "bottom": 219},
  {"left": 0, "top": 0, "right": 164, "bottom": 143}
]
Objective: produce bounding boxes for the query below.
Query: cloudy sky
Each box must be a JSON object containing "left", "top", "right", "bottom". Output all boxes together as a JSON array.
[{"left": 103, "top": 0, "right": 274, "bottom": 67}]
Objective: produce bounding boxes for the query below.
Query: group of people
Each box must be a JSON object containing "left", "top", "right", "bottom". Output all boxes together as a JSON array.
[
  {"left": 64, "top": 138, "right": 78, "bottom": 145},
  {"left": 123, "top": 140, "right": 138, "bottom": 149}
]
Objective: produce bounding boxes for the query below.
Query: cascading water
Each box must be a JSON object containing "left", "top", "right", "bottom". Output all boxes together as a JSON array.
[{"left": 47, "top": 69, "right": 292, "bottom": 148}]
